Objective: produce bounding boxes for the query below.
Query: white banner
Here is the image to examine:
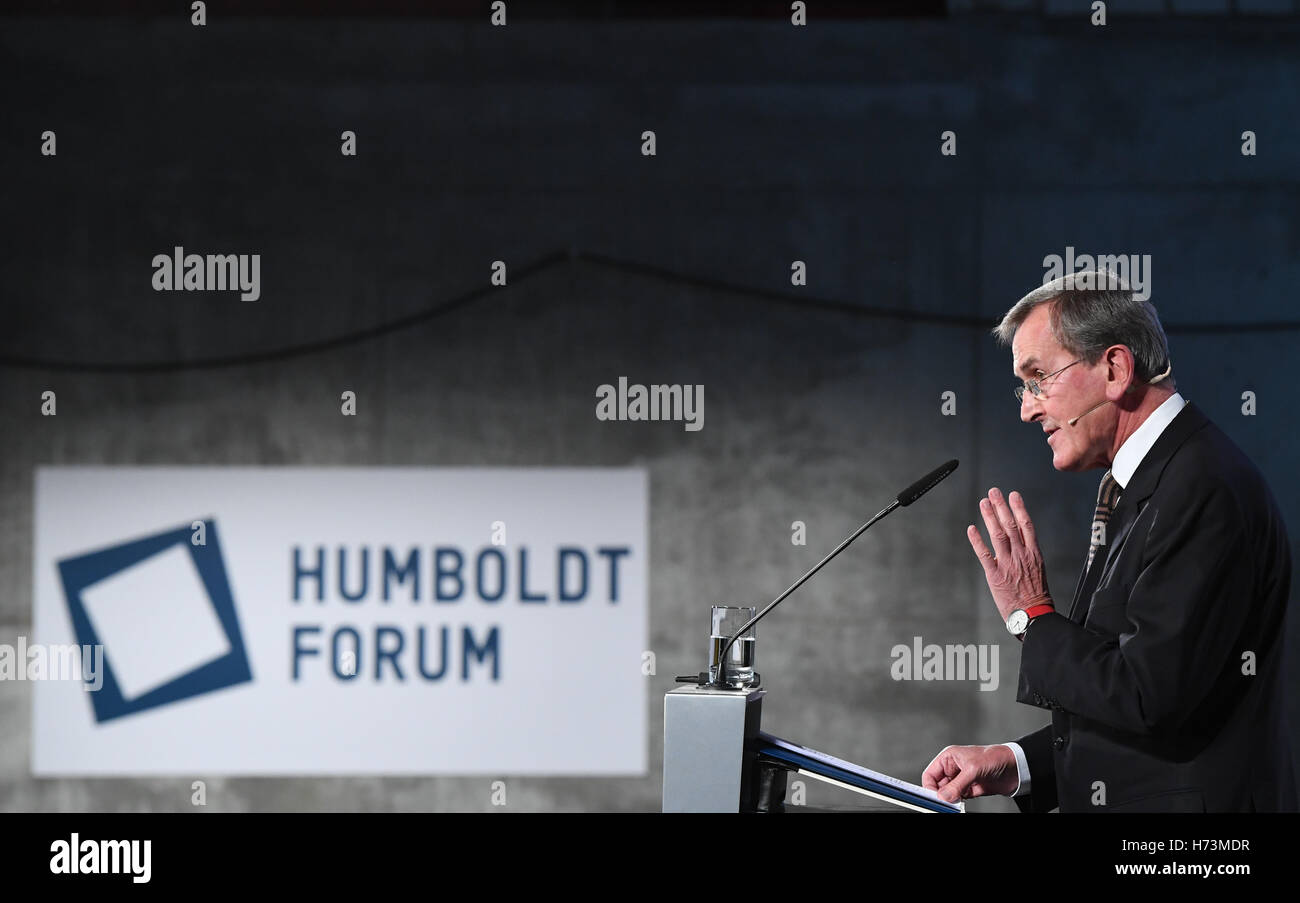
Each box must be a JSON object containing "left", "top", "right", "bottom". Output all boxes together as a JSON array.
[{"left": 32, "top": 468, "right": 647, "bottom": 775}]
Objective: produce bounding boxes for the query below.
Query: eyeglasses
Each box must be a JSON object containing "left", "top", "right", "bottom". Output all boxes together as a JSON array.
[{"left": 1014, "top": 359, "right": 1082, "bottom": 403}]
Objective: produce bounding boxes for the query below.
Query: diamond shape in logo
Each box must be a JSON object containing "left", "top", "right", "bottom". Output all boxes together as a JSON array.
[{"left": 57, "top": 519, "right": 252, "bottom": 723}]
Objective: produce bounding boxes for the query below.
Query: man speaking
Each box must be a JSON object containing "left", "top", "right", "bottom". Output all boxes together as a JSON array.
[{"left": 922, "top": 270, "right": 1296, "bottom": 812}]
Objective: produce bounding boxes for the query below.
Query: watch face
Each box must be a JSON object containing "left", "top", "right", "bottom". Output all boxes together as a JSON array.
[{"left": 1006, "top": 610, "right": 1028, "bottom": 635}]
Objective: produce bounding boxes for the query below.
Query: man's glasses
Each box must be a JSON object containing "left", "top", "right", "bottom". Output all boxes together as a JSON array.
[{"left": 1014, "top": 359, "right": 1082, "bottom": 403}]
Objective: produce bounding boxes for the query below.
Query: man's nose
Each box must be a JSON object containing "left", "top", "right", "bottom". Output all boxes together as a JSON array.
[{"left": 1020, "top": 390, "right": 1043, "bottom": 424}]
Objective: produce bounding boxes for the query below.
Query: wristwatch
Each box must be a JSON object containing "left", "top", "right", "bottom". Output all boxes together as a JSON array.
[{"left": 1006, "top": 601, "right": 1055, "bottom": 637}]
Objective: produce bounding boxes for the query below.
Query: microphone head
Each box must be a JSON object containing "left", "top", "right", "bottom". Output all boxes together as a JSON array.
[{"left": 897, "top": 459, "right": 959, "bottom": 507}]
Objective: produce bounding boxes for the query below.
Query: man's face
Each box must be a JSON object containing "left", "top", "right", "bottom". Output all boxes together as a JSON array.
[{"left": 1011, "top": 304, "right": 1112, "bottom": 472}]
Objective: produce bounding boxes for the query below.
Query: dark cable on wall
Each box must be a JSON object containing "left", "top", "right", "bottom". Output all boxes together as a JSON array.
[{"left": 2, "top": 249, "right": 1296, "bottom": 374}]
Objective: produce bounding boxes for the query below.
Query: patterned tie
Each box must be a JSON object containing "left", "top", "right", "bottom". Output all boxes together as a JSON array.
[{"left": 1086, "top": 470, "right": 1121, "bottom": 572}]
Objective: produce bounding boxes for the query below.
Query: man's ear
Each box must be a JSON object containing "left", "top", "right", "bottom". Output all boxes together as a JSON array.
[{"left": 1104, "top": 346, "right": 1136, "bottom": 400}]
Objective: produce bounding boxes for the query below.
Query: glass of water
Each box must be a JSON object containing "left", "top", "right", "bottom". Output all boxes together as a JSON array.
[{"left": 709, "top": 605, "right": 756, "bottom": 687}]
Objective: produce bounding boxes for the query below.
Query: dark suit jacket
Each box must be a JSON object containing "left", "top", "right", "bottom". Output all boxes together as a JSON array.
[{"left": 1014, "top": 401, "right": 1296, "bottom": 812}]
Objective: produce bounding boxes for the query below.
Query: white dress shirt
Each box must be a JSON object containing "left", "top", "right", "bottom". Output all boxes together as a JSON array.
[{"left": 1001, "top": 392, "right": 1187, "bottom": 797}]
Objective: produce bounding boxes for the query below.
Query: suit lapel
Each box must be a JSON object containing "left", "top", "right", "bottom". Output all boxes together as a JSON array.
[
  {"left": 1067, "top": 498, "right": 1135, "bottom": 623},
  {"left": 1069, "top": 498, "right": 1136, "bottom": 623},
  {"left": 1067, "top": 559, "right": 1090, "bottom": 622}
]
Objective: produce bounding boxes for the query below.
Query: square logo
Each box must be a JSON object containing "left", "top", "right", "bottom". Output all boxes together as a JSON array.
[{"left": 57, "top": 520, "right": 252, "bottom": 723}]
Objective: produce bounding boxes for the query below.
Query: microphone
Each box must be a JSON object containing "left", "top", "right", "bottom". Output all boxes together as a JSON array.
[
  {"left": 898, "top": 459, "right": 960, "bottom": 507},
  {"left": 1067, "top": 399, "right": 1111, "bottom": 427},
  {"left": 697, "top": 459, "right": 959, "bottom": 688},
  {"left": 1066, "top": 361, "right": 1172, "bottom": 428}
]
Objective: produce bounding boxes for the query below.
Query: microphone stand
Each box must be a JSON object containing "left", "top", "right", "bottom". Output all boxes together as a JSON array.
[{"left": 707, "top": 500, "right": 898, "bottom": 689}]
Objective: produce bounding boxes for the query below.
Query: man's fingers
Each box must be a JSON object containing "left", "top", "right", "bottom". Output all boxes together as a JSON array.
[
  {"left": 966, "top": 525, "right": 996, "bottom": 569},
  {"left": 979, "top": 498, "right": 1012, "bottom": 560},
  {"left": 922, "top": 747, "right": 957, "bottom": 790},
  {"left": 988, "top": 488, "right": 1023, "bottom": 547},
  {"left": 940, "top": 765, "right": 979, "bottom": 803},
  {"left": 925, "top": 746, "right": 992, "bottom": 803},
  {"left": 1008, "top": 491, "right": 1038, "bottom": 546}
]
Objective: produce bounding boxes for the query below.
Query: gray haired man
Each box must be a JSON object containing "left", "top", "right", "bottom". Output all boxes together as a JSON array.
[{"left": 922, "top": 270, "right": 1296, "bottom": 812}]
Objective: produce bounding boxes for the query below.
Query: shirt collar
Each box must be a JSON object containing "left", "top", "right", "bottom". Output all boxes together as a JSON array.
[{"left": 1111, "top": 392, "right": 1187, "bottom": 489}]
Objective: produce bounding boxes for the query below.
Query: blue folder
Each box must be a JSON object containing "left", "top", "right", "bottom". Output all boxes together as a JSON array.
[{"left": 753, "top": 731, "right": 963, "bottom": 813}]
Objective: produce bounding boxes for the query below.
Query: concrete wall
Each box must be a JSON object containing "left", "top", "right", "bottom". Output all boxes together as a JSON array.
[{"left": 2, "top": 12, "right": 1297, "bottom": 811}]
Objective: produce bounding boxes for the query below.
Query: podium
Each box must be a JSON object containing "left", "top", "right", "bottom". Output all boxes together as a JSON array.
[
  {"left": 662, "top": 683, "right": 963, "bottom": 813},
  {"left": 662, "top": 684, "right": 772, "bottom": 812},
  {"left": 662, "top": 460, "right": 965, "bottom": 813}
]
